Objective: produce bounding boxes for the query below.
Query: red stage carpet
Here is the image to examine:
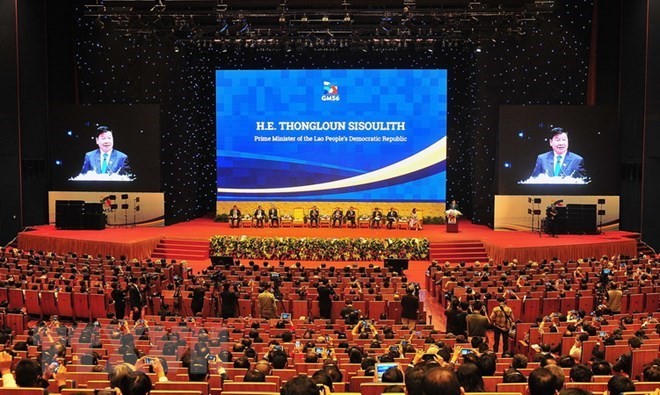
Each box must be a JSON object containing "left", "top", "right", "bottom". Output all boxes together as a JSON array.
[{"left": 17, "top": 218, "right": 638, "bottom": 269}]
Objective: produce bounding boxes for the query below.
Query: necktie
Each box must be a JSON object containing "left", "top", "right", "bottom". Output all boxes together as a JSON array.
[
  {"left": 554, "top": 155, "right": 562, "bottom": 176},
  {"left": 100, "top": 153, "right": 109, "bottom": 174}
]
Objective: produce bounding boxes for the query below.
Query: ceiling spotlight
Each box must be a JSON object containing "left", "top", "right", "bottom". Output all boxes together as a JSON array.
[{"left": 475, "top": 45, "right": 482, "bottom": 53}]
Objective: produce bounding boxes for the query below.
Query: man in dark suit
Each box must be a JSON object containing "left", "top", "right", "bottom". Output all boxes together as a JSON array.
[
  {"left": 371, "top": 207, "right": 382, "bottom": 229},
  {"left": 401, "top": 286, "right": 419, "bottom": 329},
  {"left": 254, "top": 205, "right": 266, "bottom": 228},
  {"left": 317, "top": 279, "right": 335, "bottom": 320},
  {"left": 79, "top": 126, "right": 131, "bottom": 176},
  {"left": 331, "top": 207, "right": 343, "bottom": 228},
  {"left": 345, "top": 207, "right": 356, "bottom": 228},
  {"left": 127, "top": 277, "right": 144, "bottom": 321},
  {"left": 309, "top": 206, "right": 319, "bottom": 228},
  {"left": 530, "top": 127, "right": 586, "bottom": 180},
  {"left": 229, "top": 205, "right": 241, "bottom": 228},
  {"left": 268, "top": 205, "right": 279, "bottom": 227},
  {"left": 386, "top": 208, "right": 398, "bottom": 229}
]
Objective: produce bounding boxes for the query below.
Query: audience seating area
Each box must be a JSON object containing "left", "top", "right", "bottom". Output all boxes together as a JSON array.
[{"left": 0, "top": 248, "right": 659, "bottom": 395}]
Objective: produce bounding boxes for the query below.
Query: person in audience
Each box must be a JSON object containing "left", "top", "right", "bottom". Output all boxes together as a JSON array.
[
  {"left": 317, "top": 278, "right": 335, "bottom": 320},
  {"left": 503, "top": 369, "right": 527, "bottom": 383},
  {"left": 423, "top": 367, "right": 462, "bottom": 395},
  {"left": 311, "top": 369, "right": 334, "bottom": 393},
  {"left": 605, "top": 282, "right": 623, "bottom": 314},
  {"left": 281, "top": 375, "right": 320, "bottom": 395},
  {"left": 382, "top": 366, "right": 404, "bottom": 383},
  {"left": 569, "top": 364, "right": 593, "bottom": 382},
  {"left": 258, "top": 284, "right": 278, "bottom": 319},
  {"left": 401, "top": 285, "right": 420, "bottom": 330},
  {"left": 127, "top": 276, "right": 144, "bottom": 321},
  {"left": 528, "top": 367, "right": 559, "bottom": 395},
  {"left": 466, "top": 300, "right": 490, "bottom": 338},
  {"left": 111, "top": 282, "right": 127, "bottom": 320},
  {"left": 220, "top": 282, "right": 240, "bottom": 318},
  {"left": 1, "top": 352, "right": 68, "bottom": 392},
  {"left": 568, "top": 333, "right": 588, "bottom": 362},
  {"left": 490, "top": 296, "right": 514, "bottom": 355},
  {"left": 118, "top": 370, "right": 152, "bottom": 395},
  {"left": 642, "top": 361, "right": 660, "bottom": 381},
  {"left": 456, "top": 362, "right": 484, "bottom": 392},
  {"left": 544, "top": 364, "right": 566, "bottom": 391},
  {"left": 244, "top": 369, "right": 266, "bottom": 382},
  {"left": 351, "top": 319, "right": 379, "bottom": 339},
  {"left": 610, "top": 337, "right": 641, "bottom": 376},
  {"left": 444, "top": 297, "right": 465, "bottom": 336},
  {"left": 191, "top": 281, "right": 207, "bottom": 316},
  {"left": 607, "top": 375, "right": 635, "bottom": 395}
]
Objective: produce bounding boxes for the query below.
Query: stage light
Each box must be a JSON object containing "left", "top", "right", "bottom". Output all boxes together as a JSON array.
[
  {"left": 55, "top": 160, "right": 62, "bottom": 166},
  {"left": 475, "top": 46, "right": 482, "bottom": 53},
  {"left": 518, "top": 131, "right": 524, "bottom": 138},
  {"left": 67, "top": 130, "right": 73, "bottom": 136},
  {"left": 504, "top": 162, "right": 511, "bottom": 168}
]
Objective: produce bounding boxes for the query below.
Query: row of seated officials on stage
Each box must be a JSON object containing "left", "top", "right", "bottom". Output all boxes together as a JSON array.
[
  {"left": 228, "top": 205, "right": 423, "bottom": 230},
  {"left": 0, "top": 248, "right": 660, "bottom": 395}
]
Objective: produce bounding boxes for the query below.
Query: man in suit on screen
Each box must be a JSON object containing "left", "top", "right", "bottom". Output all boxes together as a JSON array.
[
  {"left": 80, "top": 126, "right": 131, "bottom": 176},
  {"left": 530, "top": 127, "right": 586, "bottom": 180}
]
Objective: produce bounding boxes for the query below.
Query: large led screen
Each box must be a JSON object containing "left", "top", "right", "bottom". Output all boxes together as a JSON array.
[
  {"left": 50, "top": 105, "right": 161, "bottom": 192},
  {"left": 498, "top": 105, "right": 619, "bottom": 196},
  {"left": 216, "top": 69, "right": 447, "bottom": 201}
]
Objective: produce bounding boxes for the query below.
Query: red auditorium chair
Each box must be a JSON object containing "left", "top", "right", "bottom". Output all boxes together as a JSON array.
[
  {"left": 89, "top": 292, "right": 108, "bottom": 320},
  {"left": 154, "top": 381, "right": 210, "bottom": 395},
  {"left": 73, "top": 292, "right": 91, "bottom": 321},
  {"left": 7, "top": 288, "right": 24, "bottom": 311},
  {"left": 24, "top": 289, "right": 42, "bottom": 318},
  {"left": 40, "top": 291, "right": 58, "bottom": 317},
  {"left": 57, "top": 291, "right": 75, "bottom": 319},
  {"left": 222, "top": 381, "right": 278, "bottom": 393}
]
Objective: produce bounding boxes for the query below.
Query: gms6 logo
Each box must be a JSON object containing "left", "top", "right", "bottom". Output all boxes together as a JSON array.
[{"left": 322, "top": 81, "right": 340, "bottom": 101}]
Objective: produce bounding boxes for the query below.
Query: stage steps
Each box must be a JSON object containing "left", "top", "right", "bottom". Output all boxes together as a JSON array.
[
  {"left": 429, "top": 239, "right": 489, "bottom": 264},
  {"left": 151, "top": 239, "right": 210, "bottom": 261}
]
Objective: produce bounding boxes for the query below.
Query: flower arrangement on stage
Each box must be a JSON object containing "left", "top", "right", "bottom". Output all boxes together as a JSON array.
[
  {"left": 445, "top": 209, "right": 463, "bottom": 224},
  {"left": 210, "top": 235, "right": 429, "bottom": 261}
]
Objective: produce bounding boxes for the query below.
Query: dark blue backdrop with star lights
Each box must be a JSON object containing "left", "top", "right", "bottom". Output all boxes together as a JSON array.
[{"left": 69, "top": 0, "right": 593, "bottom": 227}]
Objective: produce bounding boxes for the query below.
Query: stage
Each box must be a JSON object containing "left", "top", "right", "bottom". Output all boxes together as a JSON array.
[{"left": 16, "top": 218, "right": 639, "bottom": 268}]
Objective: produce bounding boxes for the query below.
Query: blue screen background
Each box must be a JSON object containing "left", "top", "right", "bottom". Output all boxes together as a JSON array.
[{"left": 216, "top": 69, "right": 447, "bottom": 201}]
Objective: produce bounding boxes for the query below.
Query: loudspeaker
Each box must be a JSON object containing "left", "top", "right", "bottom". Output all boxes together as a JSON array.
[
  {"left": 211, "top": 256, "right": 234, "bottom": 266},
  {"left": 597, "top": 198, "right": 606, "bottom": 205},
  {"left": 384, "top": 258, "right": 409, "bottom": 273}
]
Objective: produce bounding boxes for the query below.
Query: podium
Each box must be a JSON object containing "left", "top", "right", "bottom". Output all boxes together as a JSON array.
[{"left": 446, "top": 221, "right": 459, "bottom": 233}]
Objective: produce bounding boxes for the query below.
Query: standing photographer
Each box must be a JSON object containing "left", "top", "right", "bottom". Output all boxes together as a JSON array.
[
  {"left": 220, "top": 282, "right": 240, "bottom": 319},
  {"left": 191, "top": 281, "right": 207, "bottom": 316}
]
